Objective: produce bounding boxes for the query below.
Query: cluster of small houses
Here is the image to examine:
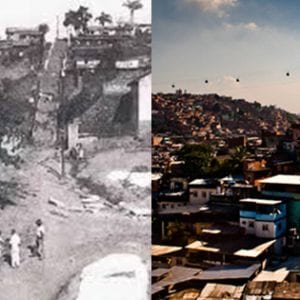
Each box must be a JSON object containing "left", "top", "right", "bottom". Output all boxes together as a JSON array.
[
  {"left": 0, "top": 27, "right": 46, "bottom": 66},
  {"left": 152, "top": 93, "right": 290, "bottom": 140},
  {"left": 152, "top": 124, "right": 300, "bottom": 299},
  {"left": 0, "top": 22, "right": 151, "bottom": 151}
]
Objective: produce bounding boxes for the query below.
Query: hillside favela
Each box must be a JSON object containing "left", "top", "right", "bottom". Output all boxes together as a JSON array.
[
  {"left": 151, "top": 90, "right": 300, "bottom": 299},
  {"left": 0, "top": 1, "right": 151, "bottom": 300},
  {"left": 151, "top": 0, "right": 300, "bottom": 298}
]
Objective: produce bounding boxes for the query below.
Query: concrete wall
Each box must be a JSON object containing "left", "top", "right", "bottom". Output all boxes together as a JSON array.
[
  {"left": 67, "top": 119, "right": 79, "bottom": 149},
  {"left": 189, "top": 187, "right": 215, "bottom": 205},
  {"left": 138, "top": 73, "right": 151, "bottom": 121},
  {"left": 240, "top": 217, "right": 286, "bottom": 238},
  {"left": 240, "top": 217, "right": 256, "bottom": 235}
]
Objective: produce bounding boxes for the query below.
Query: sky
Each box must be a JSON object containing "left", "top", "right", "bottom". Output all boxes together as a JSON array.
[
  {"left": 152, "top": 0, "right": 300, "bottom": 114},
  {"left": 0, "top": 0, "right": 151, "bottom": 41}
]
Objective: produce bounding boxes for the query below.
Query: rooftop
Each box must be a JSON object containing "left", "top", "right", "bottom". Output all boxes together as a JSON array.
[
  {"left": 245, "top": 281, "right": 276, "bottom": 296},
  {"left": 199, "top": 283, "right": 245, "bottom": 300},
  {"left": 189, "top": 179, "right": 216, "bottom": 187},
  {"left": 240, "top": 198, "right": 282, "bottom": 206},
  {"left": 253, "top": 268, "right": 289, "bottom": 282},
  {"left": 152, "top": 173, "right": 163, "bottom": 181},
  {"left": 6, "top": 27, "right": 42, "bottom": 35},
  {"left": 273, "top": 282, "right": 300, "bottom": 299},
  {"left": 152, "top": 245, "right": 183, "bottom": 257},
  {"left": 186, "top": 238, "right": 276, "bottom": 258},
  {"left": 259, "top": 175, "right": 300, "bottom": 186},
  {"left": 157, "top": 204, "right": 209, "bottom": 216},
  {"left": 194, "top": 264, "right": 260, "bottom": 281},
  {"left": 152, "top": 266, "right": 202, "bottom": 294},
  {"left": 152, "top": 268, "right": 170, "bottom": 278}
]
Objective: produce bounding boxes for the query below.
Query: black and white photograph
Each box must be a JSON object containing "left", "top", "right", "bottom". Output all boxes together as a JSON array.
[{"left": 0, "top": 1, "right": 151, "bottom": 299}]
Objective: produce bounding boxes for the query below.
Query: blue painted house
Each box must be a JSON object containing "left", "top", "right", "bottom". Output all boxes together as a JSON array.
[
  {"left": 259, "top": 175, "right": 300, "bottom": 229},
  {"left": 239, "top": 198, "right": 287, "bottom": 254}
]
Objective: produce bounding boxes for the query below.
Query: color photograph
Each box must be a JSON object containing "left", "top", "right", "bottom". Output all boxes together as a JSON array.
[{"left": 152, "top": 1, "right": 300, "bottom": 299}]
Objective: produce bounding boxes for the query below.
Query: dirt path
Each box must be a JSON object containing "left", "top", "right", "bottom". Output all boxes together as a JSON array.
[{"left": 0, "top": 147, "right": 150, "bottom": 300}]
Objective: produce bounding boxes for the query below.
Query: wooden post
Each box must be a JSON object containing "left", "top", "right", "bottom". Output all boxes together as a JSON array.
[{"left": 60, "top": 67, "right": 66, "bottom": 178}]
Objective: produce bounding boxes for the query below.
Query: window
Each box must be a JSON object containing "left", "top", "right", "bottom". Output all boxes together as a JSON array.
[
  {"left": 192, "top": 191, "right": 198, "bottom": 197},
  {"left": 202, "top": 191, "right": 207, "bottom": 198},
  {"left": 262, "top": 224, "right": 269, "bottom": 231},
  {"left": 242, "top": 221, "right": 246, "bottom": 225},
  {"left": 249, "top": 221, "right": 254, "bottom": 228}
]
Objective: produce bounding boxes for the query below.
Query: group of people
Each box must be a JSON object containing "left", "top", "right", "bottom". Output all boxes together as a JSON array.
[{"left": 0, "top": 219, "right": 45, "bottom": 268}]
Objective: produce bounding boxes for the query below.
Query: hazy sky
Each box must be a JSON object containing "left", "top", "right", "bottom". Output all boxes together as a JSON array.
[
  {"left": 0, "top": 0, "right": 151, "bottom": 41},
  {"left": 153, "top": 0, "right": 300, "bottom": 114}
]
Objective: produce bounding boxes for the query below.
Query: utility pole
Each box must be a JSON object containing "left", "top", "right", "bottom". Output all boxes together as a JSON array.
[
  {"left": 59, "top": 60, "right": 66, "bottom": 178},
  {"left": 56, "top": 15, "right": 60, "bottom": 40}
]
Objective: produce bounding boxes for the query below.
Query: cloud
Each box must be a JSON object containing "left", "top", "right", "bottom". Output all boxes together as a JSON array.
[
  {"left": 223, "top": 75, "right": 237, "bottom": 83},
  {"left": 243, "top": 22, "right": 259, "bottom": 31},
  {"left": 184, "top": 0, "right": 238, "bottom": 17},
  {"left": 224, "top": 21, "right": 260, "bottom": 31}
]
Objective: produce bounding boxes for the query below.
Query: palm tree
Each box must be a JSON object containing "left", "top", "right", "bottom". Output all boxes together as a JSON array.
[
  {"left": 95, "top": 12, "right": 113, "bottom": 27},
  {"left": 122, "top": 0, "right": 143, "bottom": 24},
  {"left": 63, "top": 6, "right": 92, "bottom": 35},
  {"left": 229, "top": 146, "right": 250, "bottom": 173}
]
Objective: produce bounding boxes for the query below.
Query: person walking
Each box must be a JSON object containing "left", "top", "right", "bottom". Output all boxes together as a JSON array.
[
  {"left": 9, "top": 229, "right": 21, "bottom": 268},
  {"left": 35, "top": 219, "right": 45, "bottom": 260}
]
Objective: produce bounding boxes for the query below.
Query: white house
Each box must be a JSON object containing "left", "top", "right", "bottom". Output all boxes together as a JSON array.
[{"left": 188, "top": 179, "right": 217, "bottom": 205}]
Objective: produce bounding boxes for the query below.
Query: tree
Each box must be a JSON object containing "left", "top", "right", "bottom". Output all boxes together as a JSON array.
[
  {"left": 229, "top": 146, "right": 250, "bottom": 174},
  {"left": 177, "top": 143, "right": 216, "bottom": 179},
  {"left": 63, "top": 6, "right": 92, "bottom": 35},
  {"left": 122, "top": 0, "right": 143, "bottom": 24},
  {"left": 95, "top": 12, "right": 113, "bottom": 27},
  {"left": 38, "top": 23, "right": 50, "bottom": 35}
]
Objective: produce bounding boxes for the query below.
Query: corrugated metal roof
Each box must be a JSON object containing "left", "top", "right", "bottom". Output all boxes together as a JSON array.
[
  {"left": 240, "top": 198, "right": 282, "bottom": 205},
  {"left": 245, "top": 281, "right": 277, "bottom": 296},
  {"left": 234, "top": 240, "right": 276, "bottom": 258},
  {"left": 169, "top": 288, "right": 201, "bottom": 300},
  {"left": 253, "top": 269, "right": 289, "bottom": 282},
  {"left": 189, "top": 179, "right": 217, "bottom": 188},
  {"left": 151, "top": 282, "right": 165, "bottom": 295},
  {"left": 259, "top": 175, "right": 300, "bottom": 185},
  {"left": 193, "top": 264, "right": 260, "bottom": 281},
  {"left": 151, "top": 245, "right": 183, "bottom": 256},
  {"left": 152, "top": 268, "right": 170, "bottom": 278},
  {"left": 186, "top": 238, "right": 275, "bottom": 258},
  {"left": 154, "top": 266, "right": 202, "bottom": 287},
  {"left": 273, "top": 282, "right": 300, "bottom": 299},
  {"left": 199, "top": 283, "right": 245, "bottom": 299}
]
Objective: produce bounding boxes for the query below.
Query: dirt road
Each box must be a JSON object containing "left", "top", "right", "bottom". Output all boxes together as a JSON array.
[{"left": 0, "top": 146, "right": 150, "bottom": 300}]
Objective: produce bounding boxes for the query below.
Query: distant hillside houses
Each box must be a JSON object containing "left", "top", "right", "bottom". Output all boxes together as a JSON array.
[{"left": 0, "top": 26, "right": 46, "bottom": 66}]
